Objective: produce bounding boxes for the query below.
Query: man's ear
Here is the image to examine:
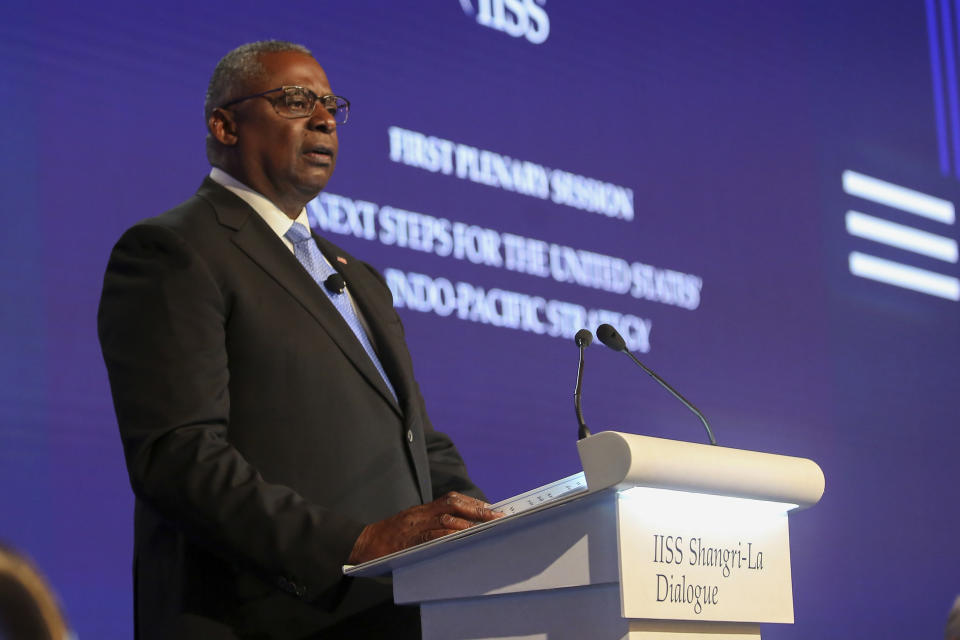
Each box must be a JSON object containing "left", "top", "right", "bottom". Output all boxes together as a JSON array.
[{"left": 208, "top": 108, "right": 239, "bottom": 147}]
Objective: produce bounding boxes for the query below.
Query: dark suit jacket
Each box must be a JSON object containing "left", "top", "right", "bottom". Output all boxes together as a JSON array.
[{"left": 97, "top": 178, "right": 481, "bottom": 639}]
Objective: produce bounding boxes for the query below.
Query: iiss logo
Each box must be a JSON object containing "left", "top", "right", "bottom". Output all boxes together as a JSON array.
[{"left": 459, "top": 0, "right": 550, "bottom": 44}]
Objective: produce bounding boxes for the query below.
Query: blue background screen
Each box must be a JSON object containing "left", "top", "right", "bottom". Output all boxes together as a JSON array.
[{"left": 1, "top": 2, "right": 958, "bottom": 636}]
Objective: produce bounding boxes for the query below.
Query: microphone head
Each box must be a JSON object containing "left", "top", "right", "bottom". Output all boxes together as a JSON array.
[
  {"left": 574, "top": 329, "right": 593, "bottom": 348},
  {"left": 324, "top": 273, "right": 346, "bottom": 294},
  {"left": 596, "top": 324, "right": 627, "bottom": 352}
]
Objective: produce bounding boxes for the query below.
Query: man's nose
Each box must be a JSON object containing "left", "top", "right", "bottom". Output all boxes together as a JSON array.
[{"left": 308, "top": 107, "right": 337, "bottom": 133}]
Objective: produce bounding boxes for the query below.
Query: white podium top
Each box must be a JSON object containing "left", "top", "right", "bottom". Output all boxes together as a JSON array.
[{"left": 578, "top": 431, "right": 825, "bottom": 508}]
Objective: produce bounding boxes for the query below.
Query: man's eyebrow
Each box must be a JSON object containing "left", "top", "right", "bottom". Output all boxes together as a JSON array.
[{"left": 290, "top": 84, "right": 334, "bottom": 95}]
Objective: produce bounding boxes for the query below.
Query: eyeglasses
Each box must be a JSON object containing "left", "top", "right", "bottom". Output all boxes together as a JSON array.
[{"left": 220, "top": 86, "right": 350, "bottom": 124}]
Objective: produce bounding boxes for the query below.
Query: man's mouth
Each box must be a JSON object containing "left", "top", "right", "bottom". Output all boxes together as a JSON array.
[{"left": 303, "top": 146, "right": 334, "bottom": 165}]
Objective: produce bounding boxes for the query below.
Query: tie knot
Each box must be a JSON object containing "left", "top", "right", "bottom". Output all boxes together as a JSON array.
[{"left": 285, "top": 222, "right": 312, "bottom": 244}]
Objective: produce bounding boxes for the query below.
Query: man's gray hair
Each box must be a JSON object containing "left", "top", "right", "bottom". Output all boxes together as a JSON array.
[{"left": 204, "top": 40, "right": 312, "bottom": 121}]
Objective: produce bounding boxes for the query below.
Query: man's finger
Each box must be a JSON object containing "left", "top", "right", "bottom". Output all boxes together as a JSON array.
[
  {"left": 440, "top": 493, "right": 503, "bottom": 522},
  {"left": 437, "top": 513, "right": 476, "bottom": 530},
  {"left": 416, "top": 528, "right": 460, "bottom": 545}
]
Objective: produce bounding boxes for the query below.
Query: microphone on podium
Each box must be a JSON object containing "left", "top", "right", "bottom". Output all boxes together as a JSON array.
[
  {"left": 595, "top": 324, "right": 717, "bottom": 446},
  {"left": 574, "top": 329, "right": 593, "bottom": 440}
]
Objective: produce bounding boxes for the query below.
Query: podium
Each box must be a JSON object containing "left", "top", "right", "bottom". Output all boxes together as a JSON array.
[{"left": 346, "top": 432, "right": 825, "bottom": 639}]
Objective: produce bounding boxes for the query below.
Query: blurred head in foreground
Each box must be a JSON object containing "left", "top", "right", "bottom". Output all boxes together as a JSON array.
[{"left": 0, "top": 543, "right": 69, "bottom": 640}]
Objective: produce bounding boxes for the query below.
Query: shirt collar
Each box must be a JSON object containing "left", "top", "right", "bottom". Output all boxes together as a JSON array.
[{"left": 208, "top": 167, "right": 311, "bottom": 240}]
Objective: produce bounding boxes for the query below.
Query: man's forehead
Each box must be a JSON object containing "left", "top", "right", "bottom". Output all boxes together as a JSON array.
[{"left": 257, "top": 51, "right": 332, "bottom": 91}]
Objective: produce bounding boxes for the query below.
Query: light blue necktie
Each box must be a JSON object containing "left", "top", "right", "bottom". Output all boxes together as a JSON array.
[{"left": 284, "top": 222, "right": 397, "bottom": 402}]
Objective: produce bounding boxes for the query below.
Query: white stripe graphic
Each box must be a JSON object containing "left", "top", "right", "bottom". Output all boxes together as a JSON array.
[
  {"left": 846, "top": 211, "right": 959, "bottom": 262},
  {"left": 849, "top": 252, "right": 960, "bottom": 300},
  {"left": 842, "top": 171, "right": 956, "bottom": 223}
]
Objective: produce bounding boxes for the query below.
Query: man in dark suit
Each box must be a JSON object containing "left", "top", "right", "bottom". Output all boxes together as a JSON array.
[{"left": 98, "top": 41, "right": 498, "bottom": 639}]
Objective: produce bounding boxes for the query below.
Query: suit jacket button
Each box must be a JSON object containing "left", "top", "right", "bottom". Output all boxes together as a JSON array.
[{"left": 406, "top": 429, "right": 414, "bottom": 443}]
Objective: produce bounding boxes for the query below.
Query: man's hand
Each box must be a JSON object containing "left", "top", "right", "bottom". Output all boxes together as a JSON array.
[{"left": 348, "top": 492, "right": 503, "bottom": 564}]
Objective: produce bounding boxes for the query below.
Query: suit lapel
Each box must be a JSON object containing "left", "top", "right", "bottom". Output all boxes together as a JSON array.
[
  {"left": 197, "top": 179, "right": 402, "bottom": 418},
  {"left": 319, "top": 244, "right": 432, "bottom": 502},
  {"left": 313, "top": 235, "right": 417, "bottom": 417}
]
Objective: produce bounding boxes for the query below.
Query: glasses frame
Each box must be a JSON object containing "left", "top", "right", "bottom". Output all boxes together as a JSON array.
[{"left": 219, "top": 86, "right": 350, "bottom": 123}]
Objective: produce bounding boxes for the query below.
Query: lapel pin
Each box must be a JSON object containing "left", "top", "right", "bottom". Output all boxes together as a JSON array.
[{"left": 337, "top": 256, "right": 348, "bottom": 264}]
